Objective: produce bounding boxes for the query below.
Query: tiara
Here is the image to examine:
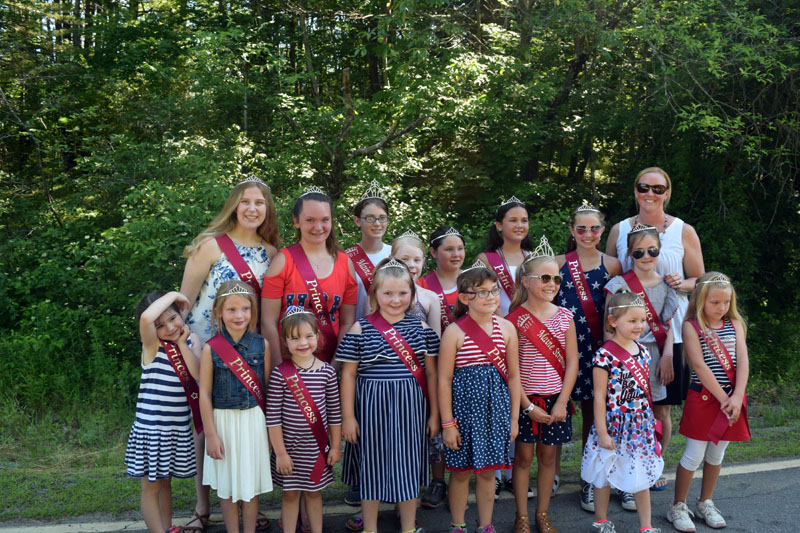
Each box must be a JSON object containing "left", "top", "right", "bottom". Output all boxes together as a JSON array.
[
  {"left": 218, "top": 284, "right": 254, "bottom": 298},
  {"left": 430, "top": 227, "right": 463, "bottom": 243},
  {"left": 461, "top": 259, "right": 488, "bottom": 273},
  {"left": 360, "top": 180, "right": 386, "bottom": 202},
  {"left": 499, "top": 195, "right": 524, "bottom": 209},
  {"left": 630, "top": 223, "right": 657, "bottom": 234},
  {"left": 377, "top": 257, "right": 408, "bottom": 271},
  {"left": 697, "top": 273, "right": 732, "bottom": 286},
  {"left": 397, "top": 229, "right": 421, "bottom": 240},
  {"left": 608, "top": 291, "right": 646, "bottom": 310},
  {"left": 300, "top": 185, "right": 325, "bottom": 197},
  {"left": 238, "top": 176, "right": 267, "bottom": 187},
  {"left": 523, "top": 235, "right": 555, "bottom": 264},
  {"left": 281, "top": 305, "right": 314, "bottom": 322},
  {"left": 574, "top": 203, "right": 601, "bottom": 214}
]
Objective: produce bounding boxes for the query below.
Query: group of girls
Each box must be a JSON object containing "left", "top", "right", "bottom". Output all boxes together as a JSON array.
[{"left": 124, "top": 174, "right": 749, "bottom": 533}]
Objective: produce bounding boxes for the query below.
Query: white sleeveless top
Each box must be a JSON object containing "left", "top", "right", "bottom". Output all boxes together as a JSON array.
[{"left": 615, "top": 217, "right": 689, "bottom": 343}]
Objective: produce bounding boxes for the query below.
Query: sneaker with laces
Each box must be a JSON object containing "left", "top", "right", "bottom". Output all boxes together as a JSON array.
[
  {"left": 640, "top": 529, "right": 662, "bottom": 533},
  {"left": 695, "top": 499, "right": 726, "bottom": 529},
  {"left": 450, "top": 525, "right": 467, "bottom": 533},
  {"left": 580, "top": 484, "right": 595, "bottom": 512},
  {"left": 617, "top": 489, "right": 637, "bottom": 511},
  {"left": 667, "top": 501, "right": 697, "bottom": 532},
  {"left": 591, "top": 520, "right": 616, "bottom": 532},
  {"left": 477, "top": 525, "right": 495, "bottom": 533},
  {"left": 420, "top": 479, "right": 447, "bottom": 508},
  {"left": 495, "top": 478, "right": 502, "bottom": 500}
]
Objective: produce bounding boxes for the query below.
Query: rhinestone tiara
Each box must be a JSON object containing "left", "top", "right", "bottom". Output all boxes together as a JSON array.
[
  {"left": 238, "top": 176, "right": 267, "bottom": 187},
  {"left": 461, "top": 259, "right": 489, "bottom": 273},
  {"left": 608, "top": 291, "right": 646, "bottom": 311},
  {"left": 360, "top": 180, "right": 386, "bottom": 202},
  {"left": 629, "top": 223, "right": 657, "bottom": 234},
  {"left": 396, "top": 229, "right": 422, "bottom": 241},
  {"left": 523, "top": 235, "right": 555, "bottom": 264},
  {"left": 218, "top": 284, "right": 254, "bottom": 298},
  {"left": 697, "top": 273, "right": 732, "bottom": 286},
  {"left": 377, "top": 257, "right": 408, "bottom": 272},
  {"left": 300, "top": 185, "right": 325, "bottom": 197},
  {"left": 430, "top": 227, "right": 462, "bottom": 244},
  {"left": 574, "top": 203, "right": 601, "bottom": 214},
  {"left": 281, "top": 305, "right": 315, "bottom": 322}
]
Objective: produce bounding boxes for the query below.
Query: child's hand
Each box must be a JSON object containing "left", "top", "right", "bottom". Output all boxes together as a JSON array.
[
  {"left": 205, "top": 434, "right": 225, "bottom": 459},
  {"left": 530, "top": 406, "right": 552, "bottom": 425},
  {"left": 327, "top": 446, "right": 341, "bottom": 466},
  {"left": 509, "top": 418, "right": 519, "bottom": 443},
  {"left": 722, "top": 394, "right": 743, "bottom": 424},
  {"left": 550, "top": 402, "right": 567, "bottom": 423},
  {"left": 171, "top": 291, "right": 191, "bottom": 312},
  {"left": 343, "top": 417, "right": 359, "bottom": 444},
  {"left": 427, "top": 414, "right": 440, "bottom": 440},
  {"left": 657, "top": 355, "right": 674, "bottom": 384},
  {"left": 443, "top": 426, "right": 461, "bottom": 451},
  {"left": 275, "top": 452, "right": 293, "bottom": 476},
  {"left": 598, "top": 434, "right": 615, "bottom": 451},
  {"left": 178, "top": 325, "right": 191, "bottom": 344}
]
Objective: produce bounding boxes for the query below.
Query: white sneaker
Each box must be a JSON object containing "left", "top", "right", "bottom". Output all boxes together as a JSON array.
[
  {"left": 667, "top": 501, "right": 697, "bottom": 532},
  {"left": 591, "top": 520, "right": 617, "bottom": 532},
  {"left": 696, "top": 499, "right": 726, "bottom": 529}
]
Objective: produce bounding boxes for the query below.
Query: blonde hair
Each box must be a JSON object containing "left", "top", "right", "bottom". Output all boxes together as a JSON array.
[
  {"left": 634, "top": 167, "right": 672, "bottom": 209},
  {"left": 183, "top": 182, "right": 279, "bottom": 258},
  {"left": 453, "top": 267, "right": 498, "bottom": 319},
  {"left": 509, "top": 255, "right": 559, "bottom": 311},
  {"left": 391, "top": 233, "right": 426, "bottom": 257},
  {"left": 626, "top": 226, "right": 661, "bottom": 254},
  {"left": 686, "top": 271, "right": 747, "bottom": 336},
  {"left": 367, "top": 258, "right": 416, "bottom": 315},
  {"left": 604, "top": 290, "right": 645, "bottom": 334},
  {"left": 212, "top": 280, "right": 259, "bottom": 333}
]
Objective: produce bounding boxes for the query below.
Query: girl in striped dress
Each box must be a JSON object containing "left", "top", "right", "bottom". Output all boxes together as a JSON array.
[
  {"left": 267, "top": 307, "right": 342, "bottom": 533},
  {"left": 125, "top": 291, "right": 201, "bottom": 533},
  {"left": 337, "top": 258, "right": 440, "bottom": 533},
  {"left": 439, "top": 264, "right": 521, "bottom": 533}
]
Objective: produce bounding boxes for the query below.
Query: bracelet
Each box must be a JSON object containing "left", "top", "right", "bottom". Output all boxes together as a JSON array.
[
  {"left": 522, "top": 403, "right": 536, "bottom": 416},
  {"left": 442, "top": 417, "right": 458, "bottom": 429}
]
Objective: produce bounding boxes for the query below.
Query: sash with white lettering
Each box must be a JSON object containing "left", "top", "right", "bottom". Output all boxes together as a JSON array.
[
  {"left": 345, "top": 244, "right": 376, "bottom": 294},
  {"left": 207, "top": 334, "right": 266, "bottom": 414},
  {"left": 622, "top": 271, "right": 668, "bottom": 352},
  {"left": 484, "top": 251, "right": 515, "bottom": 301},
  {"left": 423, "top": 272, "right": 454, "bottom": 331},
  {"left": 277, "top": 361, "right": 330, "bottom": 483},
  {"left": 160, "top": 340, "right": 203, "bottom": 434},
  {"left": 507, "top": 306, "right": 566, "bottom": 380},
  {"left": 602, "top": 340, "right": 663, "bottom": 456},
  {"left": 455, "top": 315, "right": 508, "bottom": 383},
  {"left": 365, "top": 313, "right": 429, "bottom": 401},
  {"left": 688, "top": 320, "right": 747, "bottom": 444},
  {"left": 216, "top": 234, "right": 262, "bottom": 329},
  {"left": 287, "top": 243, "right": 338, "bottom": 362},
  {"left": 564, "top": 251, "right": 604, "bottom": 349}
]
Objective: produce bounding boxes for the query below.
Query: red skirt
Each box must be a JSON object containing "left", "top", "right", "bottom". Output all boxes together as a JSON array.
[{"left": 679, "top": 388, "right": 750, "bottom": 442}]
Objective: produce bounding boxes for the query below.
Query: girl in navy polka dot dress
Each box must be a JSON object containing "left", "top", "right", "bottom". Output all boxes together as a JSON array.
[{"left": 439, "top": 265, "right": 521, "bottom": 533}]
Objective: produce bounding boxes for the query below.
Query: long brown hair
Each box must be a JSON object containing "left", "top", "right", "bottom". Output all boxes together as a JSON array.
[{"left": 292, "top": 191, "right": 340, "bottom": 257}]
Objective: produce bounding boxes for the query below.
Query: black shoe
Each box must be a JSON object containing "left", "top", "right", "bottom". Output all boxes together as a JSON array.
[
  {"left": 344, "top": 484, "right": 361, "bottom": 506},
  {"left": 421, "top": 479, "right": 447, "bottom": 508},
  {"left": 494, "top": 478, "right": 502, "bottom": 500}
]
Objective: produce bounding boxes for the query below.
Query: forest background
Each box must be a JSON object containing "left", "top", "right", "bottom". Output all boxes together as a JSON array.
[{"left": 1, "top": 0, "right": 799, "bottom": 520}]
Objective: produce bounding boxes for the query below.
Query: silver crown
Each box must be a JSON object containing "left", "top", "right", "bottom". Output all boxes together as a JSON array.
[
  {"left": 630, "top": 223, "right": 657, "bottom": 234},
  {"left": 574, "top": 203, "right": 601, "bottom": 214},
  {"left": 608, "top": 292, "right": 646, "bottom": 311},
  {"left": 499, "top": 195, "right": 524, "bottom": 208},
  {"left": 523, "top": 235, "right": 555, "bottom": 264},
  {"left": 238, "top": 176, "right": 267, "bottom": 187},
  {"left": 697, "top": 273, "right": 732, "bottom": 286},
  {"left": 397, "top": 229, "right": 421, "bottom": 240},
  {"left": 430, "top": 227, "right": 463, "bottom": 243},
  {"left": 360, "top": 180, "right": 386, "bottom": 201},
  {"left": 377, "top": 257, "right": 408, "bottom": 271},
  {"left": 461, "top": 259, "right": 489, "bottom": 273},
  {"left": 218, "top": 284, "right": 254, "bottom": 298},
  {"left": 281, "top": 305, "right": 315, "bottom": 322},
  {"left": 300, "top": 185, "right": 325, "bottom": 197}
]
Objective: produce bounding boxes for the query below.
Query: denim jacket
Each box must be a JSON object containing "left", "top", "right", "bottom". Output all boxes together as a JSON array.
[{"left": 210, "top": 329, "right": 266, "bottom": 409}]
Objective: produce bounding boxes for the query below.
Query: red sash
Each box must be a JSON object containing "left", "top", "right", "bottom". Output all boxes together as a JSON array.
[
  {"left": 287, "top": 243, "right": 338, "bottom": 362},
  {"left": 507, "top": 307, "right": 566, "bottom": 379},
  {"left": 484, "top": 251, "right": 515, "bottom": 301},
  {"left": 564, "top": 251, "right": 604, "bottom": 349},
  {"left": 603, "top": 340, "right": 663, "bottom": 456},
  {"left": 216, "top": 234, "right": 262, "bottom": 329},
  {"left": 160, "top": 340, "right": 203, "bottom": 434},
  {"left": 455, "top": 315, "right": 508, "bottom": 383},
  {"left": 688, "top": 320, "right": 747, "bottom": 444},
  {"left": 207, "top": 334, "right": 266, "bottom": 414},
  {"left": 622, "top": 271, "right": 668, "bottom": 352},
  {"left": 345, "top": 244, "right": 375, "bottom": 294},
  {"left": 423, "top": 272, "right": 454, "bottom": 331},
  {"left": 277, "top": 361, "right": 330, "bottom": 483},
  {"left": 366, "top": 313, "right": 429, "bottom": 400}
]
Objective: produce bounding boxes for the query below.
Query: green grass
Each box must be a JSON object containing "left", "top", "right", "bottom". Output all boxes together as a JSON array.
[{"left": 1, "top": 378, "right": 798, "bottom": 522}]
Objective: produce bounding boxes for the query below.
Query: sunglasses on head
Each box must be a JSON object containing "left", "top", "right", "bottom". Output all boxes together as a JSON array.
[
  {"left": 631, "top": 247, "right": 660, "bottom": 259},
  {"left": 574, "top": 225, "right": 603, "bottom": 235},
  {"left": 527, "top": 274, "right": 563, "bottom": 284},
  {"left": 636, "top": 183, "right": 669, "bottom": 195}
]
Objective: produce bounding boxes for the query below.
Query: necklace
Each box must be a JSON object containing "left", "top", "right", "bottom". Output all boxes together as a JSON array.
[
  {"left": 635, "top": 214, "right": 669, "bottom": 236},
  {"left": 292, "top": 357, "right": 316, "bottom": 371}
]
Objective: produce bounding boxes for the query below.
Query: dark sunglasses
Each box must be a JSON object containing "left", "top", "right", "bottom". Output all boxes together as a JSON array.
[
  {"left": 636, "top": 183, "right": 669, "bottom": 195},
  {"left": 527, "top": 274, "right": 563, "bottom": 284},
  {"left": 574, "top": 225, "right": 603, "bottom": 235},
  {"left": 631, "top": 247, "right": 660, "bottom": 259}
]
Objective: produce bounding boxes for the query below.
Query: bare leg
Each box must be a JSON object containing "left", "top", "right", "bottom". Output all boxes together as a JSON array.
[
  {"left": 242, "top": 496, "right": 259, "bottom": 533},
  {"left": 673, "top": 465, "right": 695, "bottom": 504},
  {"left": 157, "top": 478, "right": 172, "bottom": 530},
  {"left": 554, "top": 444, "right": 562, "bottom": 482},
  {"left": 653, "top": 404, "right": 672, "bottom": 451},
  {"left": 536, "top": 444, "right": 557, "bottom": 513},
  {"left": 593, "top": 485, "right": 611, "bottom": 523},
  {"left": 362, "top": 500, "right": 380, "bottom": 532},
  {"left": 513, "top": 442, "right": 534, "bottom": 516},
  {"left": 281, "top": 490, "right": 302, "bottom": 533},
  {"left": 448, "top": 470, "right": 472, "bottom": 525},
  {"left": 192, "top": 430, "right": 211, "bottom": 516},
  {"left": 219, "top": 498, "right": 239, "bottom": 533},
  {"left": 475, "top": 469, "right": 496, "bottom": 528},
  {"left": 304, "top": 491, "right": 324, "bottom": 533},
  {"left": 699, "top": 462, "right": 722, "bottom": 502},
  {"left": 140, "top": 478, "right": 166, "bottom": 533},
  {"left": 397, "top": 499, "right": 418, "bottom": 531},
  {"left": 633, "top": 489, "right": 652, "bottom": 530}
]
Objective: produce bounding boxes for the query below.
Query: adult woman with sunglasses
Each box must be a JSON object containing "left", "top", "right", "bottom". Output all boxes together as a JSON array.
[{"left": 605, "top": 167, "right": 705, "bottom": 494}]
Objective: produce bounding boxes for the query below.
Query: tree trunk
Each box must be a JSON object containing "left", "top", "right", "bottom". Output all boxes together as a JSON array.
[
  {"left": 300, "top": 14, "right": 321, "bottom": 106},
  {"left": 72, "top": 0, "right": 81, "bottom": 49}
]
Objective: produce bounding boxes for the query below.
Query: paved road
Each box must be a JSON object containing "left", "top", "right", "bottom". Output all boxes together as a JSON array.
[{"left": 2, "top": 458, "right": 798, "bottom": 532}]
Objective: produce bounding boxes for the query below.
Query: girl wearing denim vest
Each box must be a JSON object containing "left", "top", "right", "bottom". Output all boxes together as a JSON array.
[{"left": 199, "top": 280, "right": 273, "bottom": 533}]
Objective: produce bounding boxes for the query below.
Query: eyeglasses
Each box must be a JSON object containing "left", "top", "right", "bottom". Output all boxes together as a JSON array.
[
  {"left": 574, "top": 225, "right": 603, "bottom": 235},
  {"left": 636, "top": 183, "right": 669, "bottom": 195},
  {"left": 526, "top": 274, "right": 563, "bottom": 284},
  {"left": 360, "top": 215, "right": 388, "bottom": 225},
  {"left": 631, "top": 247, "right": 660, "bottom": 259},
  {"left": 463, "top": 287, "right": 501, "bottom": 299}
]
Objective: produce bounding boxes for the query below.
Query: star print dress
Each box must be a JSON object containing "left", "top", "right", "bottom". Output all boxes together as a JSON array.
[
  {"left": 581, "top": 343, "right": 664, "bottom": 492},
  {"left": 558, "top": 258, "right": 609, "bottom": 401}
]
